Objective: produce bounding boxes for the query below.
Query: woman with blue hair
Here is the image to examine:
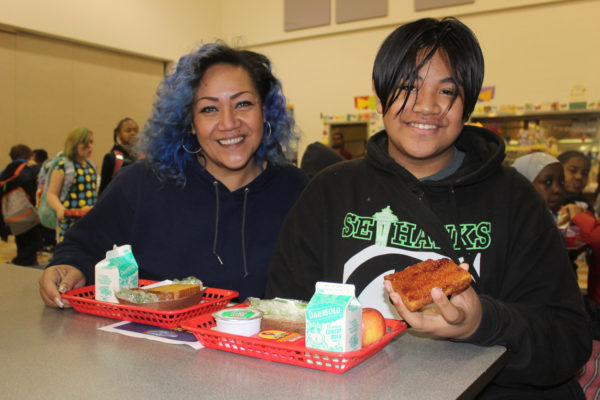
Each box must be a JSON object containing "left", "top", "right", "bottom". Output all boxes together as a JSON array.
[{"left": 39, "top": 42, "right": 308, "bottom": 307}]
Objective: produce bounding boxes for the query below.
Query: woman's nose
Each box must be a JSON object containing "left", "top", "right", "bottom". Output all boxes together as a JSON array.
[{"left": 218, "top": 107, "right": 239, "bottom": 130}]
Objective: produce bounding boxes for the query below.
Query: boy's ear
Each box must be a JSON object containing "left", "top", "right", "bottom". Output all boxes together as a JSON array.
[{"left": 372, "top": 80, "right": 383, "bottom": 114}]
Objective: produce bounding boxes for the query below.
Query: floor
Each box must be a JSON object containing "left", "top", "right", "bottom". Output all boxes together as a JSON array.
[{"left": 0, "top": 235, "right": 52, "bottom": 268}]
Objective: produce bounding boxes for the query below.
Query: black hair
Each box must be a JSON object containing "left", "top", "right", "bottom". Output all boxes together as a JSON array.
[
  {"left": 32, "top": 149, "right": 48, "bottom": 164},
  {"left": 372, "top": 17, "right": 484, "bottom": 122},
  {"left": 9, "top": 144, "right": 32, "bottom": 161},
  {"left": 558, "top": 150, "right": 590, "bottom": 165},
  {"left": 113, "top": 117, "right": 134, "bottom": 143}
]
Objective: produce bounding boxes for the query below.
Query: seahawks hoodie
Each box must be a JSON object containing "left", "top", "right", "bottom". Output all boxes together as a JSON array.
[{"left": 266, "top": 125, "right": 591, "bottom": 398}]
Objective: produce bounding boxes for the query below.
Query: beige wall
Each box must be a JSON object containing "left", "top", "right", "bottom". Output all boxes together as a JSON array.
[
  {"left": 0, "top": 31, "right": 164, "bottom": 168},
  {"left": 1, "top": 0, "right": 599, "bottom": 163},
  {"left": 237, "top": 0, "right": 600, "bottom": 155},
  {"left": 0, "top": 0, "right": 222, "bottom": 61}
]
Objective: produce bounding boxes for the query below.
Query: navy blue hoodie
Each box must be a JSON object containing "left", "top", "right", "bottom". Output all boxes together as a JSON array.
[{"left": 50, "top": 159, "right": 307, "bottom": 301}]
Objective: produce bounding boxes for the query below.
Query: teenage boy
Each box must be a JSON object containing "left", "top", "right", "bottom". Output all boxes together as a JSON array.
[{"left": 266, "top": 17, "right": 591, "bottom": 398}]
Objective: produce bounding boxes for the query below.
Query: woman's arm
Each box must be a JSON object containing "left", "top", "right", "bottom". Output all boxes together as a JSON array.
[{"left": 47, "top": 169, "right": 66, "bottom": 220}]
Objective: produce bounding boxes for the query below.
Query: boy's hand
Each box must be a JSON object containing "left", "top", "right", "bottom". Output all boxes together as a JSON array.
[{"left": 384, "top": 263, "right": 482, "bottom": 339}]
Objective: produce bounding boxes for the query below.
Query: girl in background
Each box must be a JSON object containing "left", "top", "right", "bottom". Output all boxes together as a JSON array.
[
  {"left": 98, "top": 117, "right": 139, "bottom": 195},
  {"left": 46, "top": 127, "right": 97, "bottom": 242},
  {"left": 559, "top": 150, "right": 593, "bottom": 210},
  {"left": 514, "top": 151, "right": 600, "bottom": 340}
]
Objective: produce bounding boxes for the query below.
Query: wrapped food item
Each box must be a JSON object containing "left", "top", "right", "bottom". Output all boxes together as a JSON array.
[
  {"left": 247, "top": 297, "right": 307, "bottom": 334},
  {"left": 114, "top": 288, "right": 160, "bottom": 303},
  {"left": 114, "top": 277, "right": 204, "bottom": 310}
]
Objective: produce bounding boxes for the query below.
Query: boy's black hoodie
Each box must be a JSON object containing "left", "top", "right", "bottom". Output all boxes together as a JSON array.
[{"left": 267, "top": 125, "right": 591, "bottom": 398}]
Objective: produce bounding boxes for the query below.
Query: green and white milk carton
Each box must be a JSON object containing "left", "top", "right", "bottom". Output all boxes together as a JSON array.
[
  {"left": 95, "top": 244, "right": 139, "bottom": 303},
  {"left": 305, "top": 282, "right": 362, "bottom": 352}
]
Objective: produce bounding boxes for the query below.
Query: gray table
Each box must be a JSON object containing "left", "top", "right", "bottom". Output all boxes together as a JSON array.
[{"left": 0, "top": 263, "right": 507, "bottom": 400}]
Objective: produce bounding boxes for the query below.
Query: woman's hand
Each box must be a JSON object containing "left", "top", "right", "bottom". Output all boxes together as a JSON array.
[
  {"left": 384, "top": 263, "right": 482, "bottom": 339},
  {"left": 38, "top": 265, "right": 86, "bottom": 308},
  {"left": 56, "top": 206, "right": 66, "bottom": 221}
]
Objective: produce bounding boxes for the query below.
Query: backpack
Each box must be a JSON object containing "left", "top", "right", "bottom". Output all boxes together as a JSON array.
[
  {"left": 0, "top": 162, "right": 40, "bottom": 235},
  {"left": 36, "top": 155, "right": 77, "bottom": 229},
  {"left": 113, "top": 149, "right": 125, "bottom": 176}
]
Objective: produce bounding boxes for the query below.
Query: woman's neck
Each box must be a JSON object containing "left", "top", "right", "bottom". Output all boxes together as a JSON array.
[{"left": 200, "top": 157, "right": 265, "bottom": 192}]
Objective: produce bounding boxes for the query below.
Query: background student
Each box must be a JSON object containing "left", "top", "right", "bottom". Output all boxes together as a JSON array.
[
  {"left": 45, "top": 127, "right": 97, "bottom": 243},
  {"left": 0, "top": 144, "right": 42, "bottom": 265},
  {"left": 559, "top": 150, "right": 593, "bottom": 210},
  {"left": 98, "top": 117, "right": 139, "bottom": 195}
]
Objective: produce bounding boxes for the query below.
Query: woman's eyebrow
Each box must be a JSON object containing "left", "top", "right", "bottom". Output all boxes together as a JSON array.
[{"left": 195, "top": 90, "right": 253, "bottom": 103}]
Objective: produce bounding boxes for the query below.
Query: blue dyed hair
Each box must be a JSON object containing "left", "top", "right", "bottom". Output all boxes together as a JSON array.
[{"left": 139, "top": 42, "right": 296, "bottom": 186}]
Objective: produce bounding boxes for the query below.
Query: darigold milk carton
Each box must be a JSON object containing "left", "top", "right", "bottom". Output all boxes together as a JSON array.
[
  {"left": 95, "top": 244, "right": 139, "bottom": 302},
  {"left": 305, "top": 282, "right": 362, "bottom": 352}
]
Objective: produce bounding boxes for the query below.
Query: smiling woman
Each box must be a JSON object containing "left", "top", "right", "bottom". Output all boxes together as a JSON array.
[
  {"left": 192, "top": 64, "right": 266, "bottom": 190},
  {"left": 39, "top": 43, "right": 308, "bottom": 309}
]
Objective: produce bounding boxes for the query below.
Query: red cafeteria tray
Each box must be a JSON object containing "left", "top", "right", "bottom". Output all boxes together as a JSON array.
[
  {"left": 64, "top": 208, "right": 90, "bottom": 218},
  {"left": 182, "top": 313, "right": 407, "bottom": 374},
  {"left": 61, "top": 279, "right": 238, "bottom": 329}
]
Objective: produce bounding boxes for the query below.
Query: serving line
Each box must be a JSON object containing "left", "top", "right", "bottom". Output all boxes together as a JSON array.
[{"left": 0, "top": 263, "right": 507, "bottom": 400}]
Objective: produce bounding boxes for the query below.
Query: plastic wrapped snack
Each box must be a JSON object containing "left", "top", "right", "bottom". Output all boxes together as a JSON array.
[
  {"left": 113, "top": 276, "right": 205, "bottom": 310},
  {"left": 115, "top": 288, "right": 160, "bottom": 303},
  {"left": 247, "top": 297, "right": 307, "bottom": 334}
]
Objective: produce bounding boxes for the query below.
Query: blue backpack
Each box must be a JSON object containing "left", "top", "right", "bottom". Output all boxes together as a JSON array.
[{"left": 36, "top": 155, "right": 77, "bottom": 229}]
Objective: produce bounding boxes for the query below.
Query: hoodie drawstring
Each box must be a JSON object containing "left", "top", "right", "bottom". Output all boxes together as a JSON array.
[
  {"left": 211, "top": 181, "right": 250, "bottom": 279},
  {"left": 212, "top": 181, "right": 224, "bottom": 265},
  {"left": 241, "top": 187, "right": 249, "bottom": 279}
]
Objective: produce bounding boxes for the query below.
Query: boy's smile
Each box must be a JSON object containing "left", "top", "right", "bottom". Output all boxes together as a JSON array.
[{"left": 377, "top": 51, "right": 465, "bottom": 179}]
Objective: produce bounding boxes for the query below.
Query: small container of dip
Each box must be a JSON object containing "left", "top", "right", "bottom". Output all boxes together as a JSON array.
[{"left": 212, "top": 308, "right": 263, "bottom": 336}]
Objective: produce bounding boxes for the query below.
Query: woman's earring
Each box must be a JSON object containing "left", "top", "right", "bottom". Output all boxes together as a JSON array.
[
  {"left": 182, "top": 126, "right": 202, "bottom": 154},
  {"left": 264, "top": 121, "right": 272, "bottom": 138}
]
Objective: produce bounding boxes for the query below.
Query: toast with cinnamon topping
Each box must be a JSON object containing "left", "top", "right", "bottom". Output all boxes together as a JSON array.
[{"left": 384, "top": 258, "right": 471, "bottom": 312}]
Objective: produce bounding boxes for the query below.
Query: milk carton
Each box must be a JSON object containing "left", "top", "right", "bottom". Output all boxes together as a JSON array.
[
  {"left": 305, "top": 282, "right": 362, "bottom": 352},
  {"left": 95, "top": 244, "right": 139, "bottom": 302}
]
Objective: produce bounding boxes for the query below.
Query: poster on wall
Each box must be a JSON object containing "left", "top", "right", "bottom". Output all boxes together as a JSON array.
[
  {"left": 336, "top": 0, "right": 387, "bottom": 23},
  {"left": 284, "top": 0, "right": 330, "bottom": 31},
  {"left": 354, "top": 95, "right": 377, "bottom": 110},
  {"left": 414, "top": 0, "right": 474, "bottom": 11},
  {"left": 478, "top": 86, "right": 495, "bottom": 103}
]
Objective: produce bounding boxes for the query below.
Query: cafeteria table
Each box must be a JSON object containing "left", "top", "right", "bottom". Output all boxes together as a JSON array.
[{"left": 0, "top": 263, "right": 507, "bottom": 400}]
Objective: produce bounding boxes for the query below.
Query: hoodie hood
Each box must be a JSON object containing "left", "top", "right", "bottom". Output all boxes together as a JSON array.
[{"left": 365, "top": 124, "right": 506, "bottom": 188}]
